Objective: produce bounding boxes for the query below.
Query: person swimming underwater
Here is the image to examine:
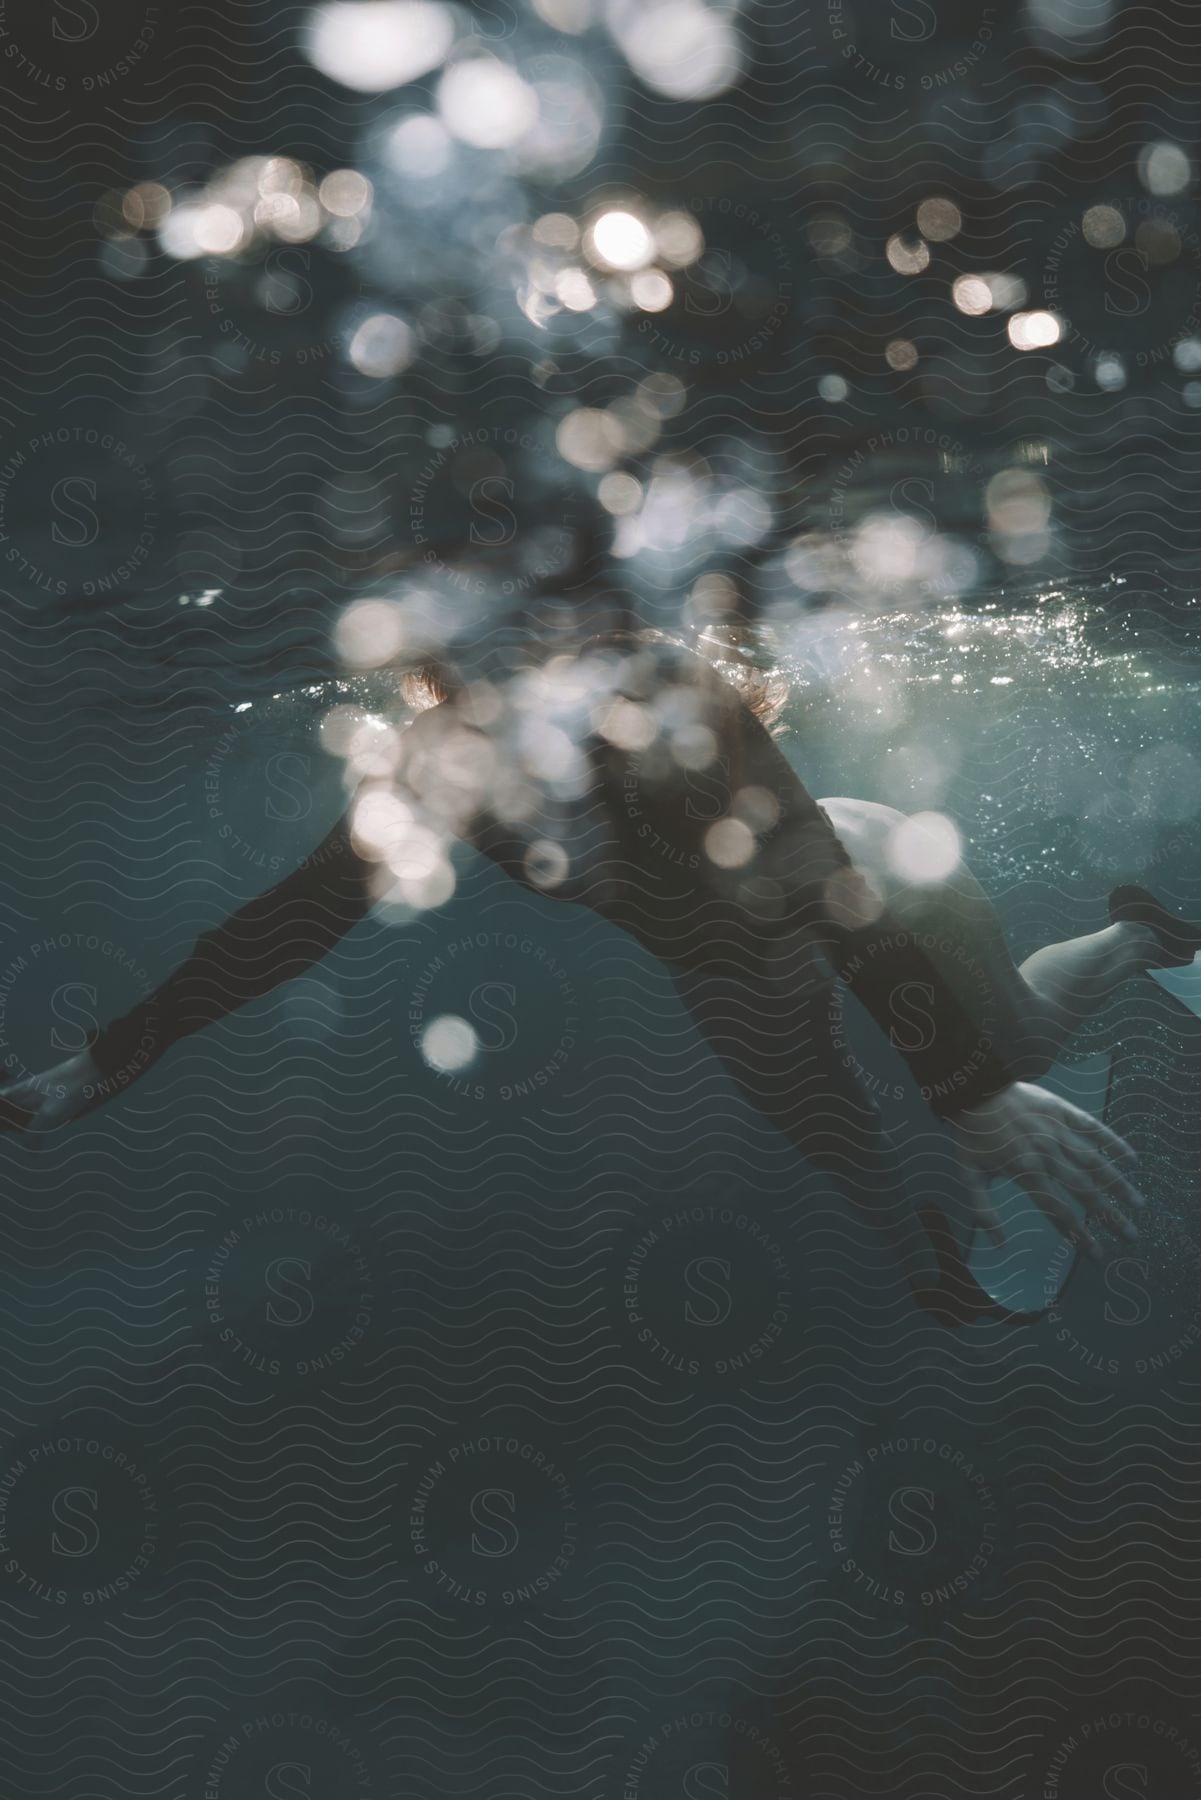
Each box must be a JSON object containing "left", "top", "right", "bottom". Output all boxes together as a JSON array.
[{"left": 2, "top": 628, "right": 1196, "bottom": 1323}]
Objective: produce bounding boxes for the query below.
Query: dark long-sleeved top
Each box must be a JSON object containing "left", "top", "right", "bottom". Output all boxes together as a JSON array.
[{"left": 91, "top": 641, "right": 1015, "bottom": 1119}]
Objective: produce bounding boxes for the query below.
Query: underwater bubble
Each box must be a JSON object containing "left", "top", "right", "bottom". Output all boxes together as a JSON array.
[
  {"left": 421, "top": 1015, "right": 478, "bottom": 1072},
  {"left": 607, "top": 0, "right": 743, "bottom": 99},
  {"left": 886, "top": 234, "right": 930, "bottom": 275},
  {"left": 705, "top": 818, "right": 755, "bottom": 869},
  {"left": 630, "top": 269, "right": 673, "bottom": 312},
  {"left": 916, "top": 197, "right": 962, "bottom": 242},
  {"left": 588, "top": 209, "right": 655, "bottom": 272},
  {"left": 438, "top": 58, "right": 538, "bottom": 149},
  {"left": 1009, "top": 311, "right": 1061, "bottom": 350},
  {"left": 887, "top": 812, "right": 962, "bottom": 884},
  {"left": 388, "top": 115, "right": 454, "bottom": 178},
  {"left": 1141, "top": 141, "right": 1191, "bottom": 197},
  {"left": 304, "top": 1, "right": 455, "bottom": 92},
  {"left": 348, "top": 313, "right": 414, "bottom": 378},
  {"left": 525, "top": 840, "right": 571, "bottom": 889}
]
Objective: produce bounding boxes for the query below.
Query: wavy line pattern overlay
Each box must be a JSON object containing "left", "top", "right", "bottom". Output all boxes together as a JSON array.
[{"left": 2, "top": 1, "right": 1200, "bottom": 1796}]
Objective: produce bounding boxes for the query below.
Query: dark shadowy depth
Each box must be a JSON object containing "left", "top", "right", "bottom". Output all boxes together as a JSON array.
[{"left": 2, "top": 1, "right": 1201, "bottom": 1795}]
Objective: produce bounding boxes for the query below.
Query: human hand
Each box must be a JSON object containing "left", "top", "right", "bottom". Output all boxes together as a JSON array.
[{"left": 948, "top": 1082, "right": 1145, "bottom": 1257}]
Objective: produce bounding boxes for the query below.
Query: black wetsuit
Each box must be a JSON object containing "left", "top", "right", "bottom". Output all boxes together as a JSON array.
[{"left": 90, "top": 641, "right": 1016, "bottom": 1123}]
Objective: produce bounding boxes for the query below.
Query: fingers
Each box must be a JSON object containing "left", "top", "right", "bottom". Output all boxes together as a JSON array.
[
  {"left": 1018, "top": 1103, "right": 1146, "bottom": 1242},
  {"left": 1050, "top": 1117, "right": 1147, "bottom": 1235},
  {"left": 1044, "top": 1096, "right": 1138, "bottom": 1168},
  {"left": 1072, "top": 1113, "right": 1139, "bottom": 1169},
  {"left": 1060, "top": 1138, "right": 1146, "bottom": 1216},
  {"left": 1011, "top": 1154, "right": 1104, "bottom": 1257},
  {"left": 1050, "top": 1154, "right": 1140, "bottom": 1244},
  {"left": 1015, "top": 1138, "right": 1147, "bottom": 1253},
  {"left": 960, "top": 1166, "right": 1006, "bottom": 1248},
  {"left": 969, "top": 1091, "right": 1149, "bottom": 1256}
]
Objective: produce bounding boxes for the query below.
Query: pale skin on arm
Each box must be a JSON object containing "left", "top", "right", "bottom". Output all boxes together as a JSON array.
[
  {"left": 0, "top": 674, "right": 1147, "bottom": 1255},
  {"left": 0, "top": 951, "right": 1146, "bottom": 1259},
  {"left": 949, "top": 1082, "right": 1144, "bottom": 1258}
]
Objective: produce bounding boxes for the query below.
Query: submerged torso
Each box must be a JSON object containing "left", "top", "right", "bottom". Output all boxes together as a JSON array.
[{"left": 397, "top": 633, "right": 857, "bottom": 975}]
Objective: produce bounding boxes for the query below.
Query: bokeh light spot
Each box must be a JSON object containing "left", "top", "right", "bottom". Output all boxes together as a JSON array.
[
  {"left": 886, "top": 338, "right": 919, "bottom": 371},
  {"left": 421, "top": 1015, "right": 479, "bottom": 1073},
  {"left": 437, "top": 57, "right": 538, "bottom": 148},
  {"left": 886, "top": 812, "right": 962, "bottom": 884},
  {"left": 1141, "top": 141, "right": 1191, "bottom": 196},
  {"left": 335, "top": 599, "right": 406, "bottom": 669},
  {"left": 916, "top": 197, "right": 962, "bottom": 242},
  {"left": 589, "top": 209, "right": 655, "bottom": 271},
  {"left": 654, "top": 210, "right": 704, "bottom": 268},
  {"left": 607, "top": 0, "right": 743, "bottom": 99},
  {"left": 1008, "top": 311, "right": 1061, "bottom": 350},
  {"left": 886, "top": 234, "right": 930, "bottom": 275},
  {"left": 705, "top": 817, "right": 755, "bottom": 868},
  {"left": 524, "top": 840, "right": 571, "bottom": 889},
  {"left": 630, "top": 269, "right": 674, "bottom": 311},
  {"left": 1082, "top": 204, "right": 1125, "bottom": 248},
  {"left": 388, "top": 114, "right": 454, "bottom": 177},
  {"left": 304, "top": 1, "right": 455, "bottom": 91},
  {"left": 348, "top": 313, "right": 414, "bottom": 378},
  {"left": 952, "top": 275, "right": 992, "bottom": 316},
  {"left": 319, "top": 168, "right": 373, "bottom": 216}
]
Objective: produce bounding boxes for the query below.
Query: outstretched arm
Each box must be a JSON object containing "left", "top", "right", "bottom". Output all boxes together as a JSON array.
[
  {"left": 0, "top": 812, "right": 372, "bottom": 1135},
  {"left": 612, "top": 643, "right": 1145, "bottom": 1270}
]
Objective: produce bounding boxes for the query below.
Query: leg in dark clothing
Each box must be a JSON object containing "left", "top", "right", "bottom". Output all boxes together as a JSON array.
[{"left": 818, "top": 797, "right": 1161, "bottom": 1081}]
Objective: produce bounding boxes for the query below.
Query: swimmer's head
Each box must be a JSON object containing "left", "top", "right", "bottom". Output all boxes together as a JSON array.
[
  {"left": 397, "top": 659, "right": 461, "bottom": 714},
  {"left": 378, "top": 610, "right": 791, "bottom": 738},
  {"left": 693, "top": 623, "right": 790, "bottom": 735}
]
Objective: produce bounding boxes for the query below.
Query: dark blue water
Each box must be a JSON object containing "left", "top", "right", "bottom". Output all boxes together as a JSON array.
[
  {"left": 3, "top": 568, "right": 1201, "bottom": 1795},
  {"left": 5, "top": 0, "right": 1201, "bottom": 1791}
]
